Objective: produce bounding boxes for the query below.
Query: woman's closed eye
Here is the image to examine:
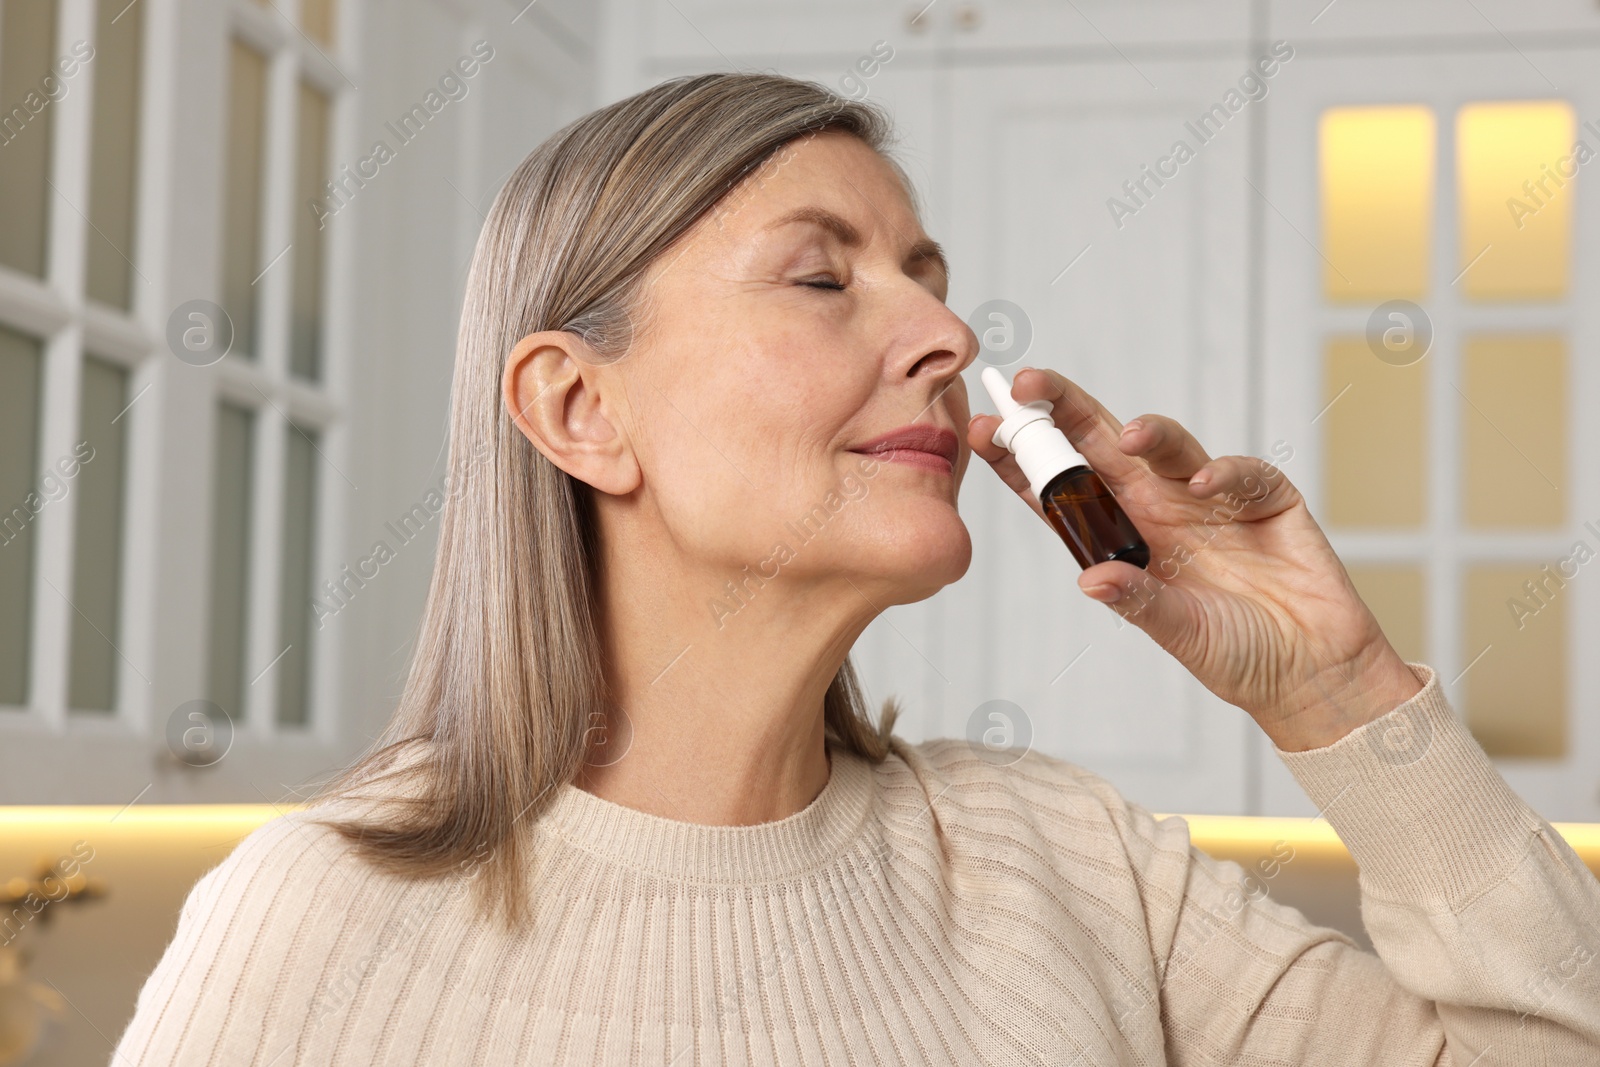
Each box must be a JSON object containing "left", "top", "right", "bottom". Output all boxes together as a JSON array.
[{"left": 799, "top": 274, "right": 847, "bottom": 291}]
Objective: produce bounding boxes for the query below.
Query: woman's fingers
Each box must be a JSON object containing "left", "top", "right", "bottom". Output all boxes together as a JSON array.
[
  {"left": 1185, "top": 454, "right": 1302, "bottom": 520},
  {"left": 1117, "top": 413, "right": 1212, "bottom": 481},
  {"left": 1012, "top": 369, "right": 1234, "bottom": 496},
  {"left": 1006, "top": 368, "right": 1144, "bottom": 487},
  {"left": 967, "top": 413, "right": 1046, "bottom": 515},
  {"left": 966, "top": 412, "right": 1010, "bottom": 465},
  {"left": 977, "top": 368, "right": 1301, "bottom": 533}
]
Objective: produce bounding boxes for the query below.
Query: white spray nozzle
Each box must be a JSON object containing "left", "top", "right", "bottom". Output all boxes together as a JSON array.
[
  {"left": 980, "top": 366, "right": 1025, "bottom": 418},
  {"left": 979, "top": 366, "right": 1086, "bottom": 501}
]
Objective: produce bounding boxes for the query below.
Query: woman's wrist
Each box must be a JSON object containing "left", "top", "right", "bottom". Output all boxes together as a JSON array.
[{"left": 1264, "top": 643, "right": 1425, "bottom": 753}]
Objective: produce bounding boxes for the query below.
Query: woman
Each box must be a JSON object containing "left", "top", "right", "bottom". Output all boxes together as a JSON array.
[{"left": 116, "top": 73, "right": 1599, "bottom": 1065}]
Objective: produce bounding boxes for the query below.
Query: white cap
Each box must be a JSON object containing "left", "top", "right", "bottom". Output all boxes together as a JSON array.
[{"left": 980, "top": 366, "right": 1086, "bottom": 501}]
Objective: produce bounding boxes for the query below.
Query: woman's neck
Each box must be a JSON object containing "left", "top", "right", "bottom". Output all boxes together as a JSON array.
[{"left": 580, "top": 521, "right": 876, "bottom": 826}]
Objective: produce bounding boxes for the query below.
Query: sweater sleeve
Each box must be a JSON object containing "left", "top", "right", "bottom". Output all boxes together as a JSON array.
[
  {"left": 1107, "top": 661, "right": 1600, "bottom": 1066},
  {"left": 1271, "top": 662, "right": 1600, "bottom": 1063}
]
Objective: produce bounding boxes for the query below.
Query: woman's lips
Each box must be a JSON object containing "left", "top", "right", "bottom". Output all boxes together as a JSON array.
[
  {"left": 850, "top": 425, "right": 958, "bottom": 474},
  {"left": 863, "top": 447, "right": 953, "bottom": 473}
]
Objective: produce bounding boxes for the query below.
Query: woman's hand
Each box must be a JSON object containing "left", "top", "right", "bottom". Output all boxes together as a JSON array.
[{"left": 967, "top": 367, "right": 1422, "bottom": 752}]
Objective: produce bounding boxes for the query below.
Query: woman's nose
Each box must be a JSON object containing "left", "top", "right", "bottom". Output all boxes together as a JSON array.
[{"left": 899, "top": 302, "right": 979, "bottom": 384}]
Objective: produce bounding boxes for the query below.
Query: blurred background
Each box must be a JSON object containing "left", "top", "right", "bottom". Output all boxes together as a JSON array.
[{"left": 1, "top": 0, "right": 1598, "bottom": 1061}]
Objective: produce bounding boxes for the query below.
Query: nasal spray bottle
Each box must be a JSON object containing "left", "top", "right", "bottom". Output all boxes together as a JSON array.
[{"left": 981, "top": 367, "right": 1150, "bottom": 571}]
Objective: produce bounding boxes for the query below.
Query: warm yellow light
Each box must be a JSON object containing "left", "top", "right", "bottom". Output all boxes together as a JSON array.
[
  {"left": 1321, "top": 335, "right": 1429, "bottom": 528},
  {"left": 0, "top": 804, "right": 289, "bottom": 836},
  {"left": 1551, "top": 822, "right": 1600, "bottom": 856},
  {"left": 1320, "top": 105, "right": 1435, "bottom": 302},
  {"left": 2, "top": 806, "right": 1597, "bottom": 869},
  {"left": 1462, "top": 334, "right": 1566, "bottom": 527},
  {"left": 1458, "top": 100, "right": 1576, "bottom": 301},
  {"left": 1167, "top": 813, "right": 1600, "bottom": 866},
  {"left": 1465, "top": 563, "right": 1568, "bottom": 759},
  {"left": 1160, "top": 814, "right": 1345, "bottom": 851}
]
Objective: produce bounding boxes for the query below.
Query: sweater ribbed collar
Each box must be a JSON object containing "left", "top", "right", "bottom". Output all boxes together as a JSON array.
[{"left": 538, "top": 744, "right": 878, "bottom": 884}]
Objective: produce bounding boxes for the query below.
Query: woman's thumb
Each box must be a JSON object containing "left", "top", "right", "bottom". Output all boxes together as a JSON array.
[{"left": 1077, "top": 560, "right": 1185, "bottom": 645}]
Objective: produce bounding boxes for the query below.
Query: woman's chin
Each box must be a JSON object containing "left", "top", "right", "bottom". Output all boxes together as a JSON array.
[{"left": 863, "top": 510, "right": 973, "bottom": 599}]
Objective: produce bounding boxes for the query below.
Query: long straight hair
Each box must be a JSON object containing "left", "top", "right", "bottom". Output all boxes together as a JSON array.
[{"left": 309, "top": 73, "right": 908, "bottom": 925}]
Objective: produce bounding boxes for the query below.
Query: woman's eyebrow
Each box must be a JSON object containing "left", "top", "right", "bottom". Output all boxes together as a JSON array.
[{"left": 768, "top": 206, "right": 949, "bottom": 284}]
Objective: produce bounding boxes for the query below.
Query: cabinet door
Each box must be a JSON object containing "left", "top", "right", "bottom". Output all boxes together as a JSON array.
[
  {"left": 930, "top": 56, "right": 1258, "bottom": 814},
  {"left": 1255, "top": 42, "right": 1600, "bottom": 821}
]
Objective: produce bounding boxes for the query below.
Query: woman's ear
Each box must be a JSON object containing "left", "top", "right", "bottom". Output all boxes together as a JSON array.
[{"left": 502, "top": 330, "right": 640, "bottom": 495}]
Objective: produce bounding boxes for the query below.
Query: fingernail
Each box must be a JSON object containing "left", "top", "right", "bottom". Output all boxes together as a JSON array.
[
  {"left": 1121, "top": 420, "right": 1143, "bottom": 437},
  {"left": 1189, "top": 472, "right": 1211, "bottom": 488},
  {"left": 1085, "top": 584, "right": 1122, "bottom": 603}
]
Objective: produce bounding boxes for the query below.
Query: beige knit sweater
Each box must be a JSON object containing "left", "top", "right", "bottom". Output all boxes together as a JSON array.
[{"left": 114, "top": 662, "right": 1600, "bottom": 1065}]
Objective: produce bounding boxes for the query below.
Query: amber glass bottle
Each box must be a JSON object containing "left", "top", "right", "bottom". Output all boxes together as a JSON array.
[
  {"left": 1039, "top": 465, "right": 1150, "bottom": 570},
  {"left": 981, "top": 367, "right": 1150, "bottom": 572}
]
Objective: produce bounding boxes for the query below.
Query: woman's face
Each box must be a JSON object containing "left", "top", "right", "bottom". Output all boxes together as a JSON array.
[{"left": 606, "top": 130, "right": 977, "bottom": 607}]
